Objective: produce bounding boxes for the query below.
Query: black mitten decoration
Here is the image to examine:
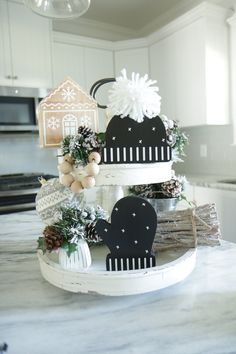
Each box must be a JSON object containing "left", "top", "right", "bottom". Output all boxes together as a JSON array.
[
  {"left": 95, "top": 196, "right": 157, "bottom": 271},
  {"left": 101, "top": 115, "right": 171, "bottom": 164}
]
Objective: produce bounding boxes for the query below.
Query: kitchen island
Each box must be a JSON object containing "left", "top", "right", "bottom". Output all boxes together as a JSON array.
[{"left": 1, "top": 211, "right": 236, "bottom": 354}]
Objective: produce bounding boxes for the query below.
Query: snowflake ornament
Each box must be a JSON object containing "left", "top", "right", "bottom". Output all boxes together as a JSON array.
[
  {"left": 47, "top": 117, "right": 60, "bottom": 130},
  {"left": 61, "top": 87, "right": 76, "bottom": 102},
  {"left": 80, "top": 115, "right": 92, "bottom": 127},
  {"left": 108, "top": 69, "right": 161, "bottom": 123}
]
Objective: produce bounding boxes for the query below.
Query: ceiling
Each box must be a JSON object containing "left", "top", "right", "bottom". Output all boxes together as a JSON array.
[
  {"left": 52, "top": 0, "right": 236, "bottom": 41},
  {"left": 82, "top": 0, "right": 184, "bottom": 30}
]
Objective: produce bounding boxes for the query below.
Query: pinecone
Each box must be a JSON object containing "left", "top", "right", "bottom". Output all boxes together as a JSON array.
[
  {"left": 85, "top": 222, "right": 102, "bottom": 244},
  {"left": 161, "top": 179, "right": 182, "bottom": 198},
  {"left": 130, "top": 184, "right": 154, "bottom": 198},
  {"left": 78, "top": 126, "right": 94, "bottom": 139},
  {"left": 43, "top": 226, "right": 63, "bottom": 251}
]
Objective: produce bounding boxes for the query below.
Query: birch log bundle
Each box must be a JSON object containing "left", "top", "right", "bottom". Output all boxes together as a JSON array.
[{"left": 153, "top": 203, "right": 221, "bottom": 251}]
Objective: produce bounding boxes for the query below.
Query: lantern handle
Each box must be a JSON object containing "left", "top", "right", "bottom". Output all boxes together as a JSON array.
[{"left": 89, "top": 78, "right": 115, "bottom": 109}]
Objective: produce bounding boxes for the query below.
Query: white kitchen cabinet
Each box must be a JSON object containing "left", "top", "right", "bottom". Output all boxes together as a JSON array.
[
  {"left": 84, "top": 47, "right": 114, "bottom": 131},
  {"left": 84, "top": 47, "right": 113, "bottom": 94},
  {"left": 0, "top": 1, "right": 12, "bottom": 86},
  {"left": 53, "top": 37, "right": 114, "bottom": 131},
  {"left": 193, "top": 185, "right": 236, "bottom": 243},
  {"left": 174, "top": 20, "right": 206, "bottom": 127},
  {"left": 150, "top": 3, "right": 229, "bottom": 127},
  {"left": 0, "top": 0, "right": 53, "bottom": 88},
  {"left": 53, "top": 42, "right": 86, "bottom": 87},
  {"left": 149, "top": 35, "right": 176, "bottom": 119},
  {"left": 114, "top": 47, "right": 149, "bottom": 77}
]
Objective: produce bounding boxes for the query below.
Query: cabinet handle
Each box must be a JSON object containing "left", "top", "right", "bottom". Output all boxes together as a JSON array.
[
  {"left": 5, "top": 75, "right": 11, "bottom": 79},
  {"left": 13, "top": 75, "right": 18, "bottom": 80}
]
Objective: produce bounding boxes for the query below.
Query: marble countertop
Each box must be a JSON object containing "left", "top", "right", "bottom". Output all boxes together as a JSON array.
[
  {"left": 186, "top": 174, "right": 236, "bottom": 191},
  {"left": 1, "top": 211, "right": 236, "bottom": 354}
]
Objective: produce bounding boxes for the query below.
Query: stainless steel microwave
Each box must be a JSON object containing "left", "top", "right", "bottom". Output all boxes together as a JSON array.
[{"left": 0, "top": 86, "right": 50, "bottom": 132}]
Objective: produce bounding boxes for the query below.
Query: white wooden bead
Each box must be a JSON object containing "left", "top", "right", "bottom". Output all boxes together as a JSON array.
[
  {"left": 81, "top": 176, "right": 96, "bottom": 189},
  {"left": 88, "top": 151, "right": 101, "bottom": 164},
  {"left": 70, "top": 180, "right": 83, "bottom": 194},
  {"left": 58, "top": 161, "right": 73, "bottom": 174},
  {"left": 61, "top": 174, "right": 74, "bottom": 187},
  {"left": 63, "top": 154, "right": 74, "bottom": 165},
  {"left": 85, "top": 162, "right": 100, "bottom": 176}
]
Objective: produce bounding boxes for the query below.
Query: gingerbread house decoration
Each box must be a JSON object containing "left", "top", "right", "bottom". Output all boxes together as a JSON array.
[{"left": 37, "top": 77, "right": 99, "bottom": 148}]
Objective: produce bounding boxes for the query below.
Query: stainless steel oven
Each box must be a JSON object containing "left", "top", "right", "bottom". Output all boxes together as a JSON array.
[
  {"left": 0, "top": 173, "right": 56, "bottom": 214},
  {"left": 0, "top": 86, "right": 50, "bottom": 132}
]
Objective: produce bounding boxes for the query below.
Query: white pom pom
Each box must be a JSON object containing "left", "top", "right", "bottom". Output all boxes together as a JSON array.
[{"left": 108, "top": 69, "right": 161, "bottom": 123}]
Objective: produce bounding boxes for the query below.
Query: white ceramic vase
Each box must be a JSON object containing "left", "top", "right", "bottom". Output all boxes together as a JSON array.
[{"left": 59, "top": 239, "right": 92, "bottom": 271}]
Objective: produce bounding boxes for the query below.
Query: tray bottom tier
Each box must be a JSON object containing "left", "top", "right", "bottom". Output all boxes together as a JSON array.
[{"left": 38, "top": 246, "right": 197, "bottom": 296}]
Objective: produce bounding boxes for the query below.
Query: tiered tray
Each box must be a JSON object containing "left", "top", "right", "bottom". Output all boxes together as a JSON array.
[
  {"left": 95, "top": 162, "right": 173, "bottom": 186},
  {"left": 38, "top": 246, "right": 197, "bottom": 296},
  {"left": 59, "top": 162, "right": 173, "bottom": 187}
]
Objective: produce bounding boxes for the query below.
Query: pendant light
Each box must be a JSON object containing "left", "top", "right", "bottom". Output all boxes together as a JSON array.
[{"left": 24, "top": 0, "right": 91, "bottom": 20}]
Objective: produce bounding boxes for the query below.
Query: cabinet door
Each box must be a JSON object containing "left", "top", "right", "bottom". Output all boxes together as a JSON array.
[
  {"left": 175, "top": 19, "right": 206, "bottom": 127},
  {"left": 114, "top": 48, "right": 149, "bottom": 77},
  {"left": 193, "top": 186, "right": 236, "bottom": 243},
  {"left": 8, "top": 1, "right": 53, "bottom": 88},
  {"left": 0, "top": 1, "right": 13, "bottom": 85},
  {"left": 150, "top": 35, "right": 176, "bottom": 120},
  {"left": 84, "top": 47, "right": 114, "bottom": 131},
  {"left": 149, "top": 14, "right": 228, "bottom": 127},
  {"left": 53, "top": 42, "right": 86, "bottom": 87}
]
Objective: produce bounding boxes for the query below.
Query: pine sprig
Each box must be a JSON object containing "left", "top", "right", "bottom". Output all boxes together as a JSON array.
[
  {"left": 37, "top": 203, "right": 107, "bottom": 256},
  {"left": 61, "top": 240, "right": 77, "bottom": 255},
  {"left": 37, "top": 236, "right": 47, "bottom": 254},
  {"left": 172, "top": 126, "right": 189, "bottom": 157},
  {"left": 61, "top": 135, "right": 72, "bottom": 155},
  {"left": 160, "top": 115, "right": 189, "bottom": 161},
  {"left": 60, "top": 127, "right": 105, "bottom": 166}
]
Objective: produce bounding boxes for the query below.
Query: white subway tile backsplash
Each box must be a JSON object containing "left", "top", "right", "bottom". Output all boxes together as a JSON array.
[
  {"left": 175, "top": 125, "right": 236, "bottom": 177},
  {"left": 0, "top": 133, "right": 58, "bottom": 175}
]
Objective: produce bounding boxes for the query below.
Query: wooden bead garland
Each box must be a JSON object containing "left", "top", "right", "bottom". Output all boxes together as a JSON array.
[
  {"left": 58, "top": 161, "right": 73, "bottom": 174},
  {"left": 70, "top": 180, "right": 83, "bottom": 194},
  {"left": 88, "top": 151, "right": 101, "bottom": 164},
  {"left": 59, "top": 151, "right": 101, "bottom": 194},
  {"left": 61, "top": 174, "right": 74, "bottom": 187},
  {"left": 63, "top": 154, "right": 74, "bottom": 165},
  {"left": 81, "top": 176, "right": 96, "bottom": 189},
  {"left": 84, "top": 162, "right": 100, "bottom": 176}
]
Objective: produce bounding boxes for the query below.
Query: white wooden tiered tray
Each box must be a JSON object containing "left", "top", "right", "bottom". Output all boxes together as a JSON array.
[
  {"left": 95, "top": 162, "right": 173, "bottom": 186},
  {"left": 38, "top": 246, "right": 197, "bottom": 296}
]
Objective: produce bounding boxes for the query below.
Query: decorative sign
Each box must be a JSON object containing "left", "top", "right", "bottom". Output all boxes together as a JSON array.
[
  {"left": 95, "top": 196, "right": 157, "bottom": 271},
  {"left": 37, "top": 77, "right": 99, "bottom": 148},
  {"left": 101, "top": 115, "right": 171, "bottom": 164}
]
